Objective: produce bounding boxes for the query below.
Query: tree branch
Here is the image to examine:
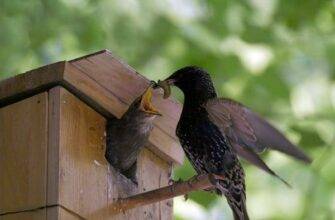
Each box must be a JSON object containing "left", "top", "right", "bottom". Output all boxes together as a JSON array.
[{"left": 110, "top": 173, "right": 224, "bottom": 214}]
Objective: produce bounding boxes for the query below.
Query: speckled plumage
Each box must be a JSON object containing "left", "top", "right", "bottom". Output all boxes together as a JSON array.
[
  {"left": 167, "top": 66, "right": 249, "bottom": 220},
  {"left": 177, "top": 106, "right": 248, "bottom": 219}
]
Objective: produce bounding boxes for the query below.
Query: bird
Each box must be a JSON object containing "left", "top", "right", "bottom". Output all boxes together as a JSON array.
[
  {"left": 105, "top": 84, "right": 161, "bottom": 182},
  {"left": 155, "top": 66, "right": 311, "bottom": 220}
]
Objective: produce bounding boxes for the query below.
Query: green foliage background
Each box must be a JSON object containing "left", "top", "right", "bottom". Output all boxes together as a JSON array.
[{"left": 1, "top": 0, "right": 334, "bottom": 219}]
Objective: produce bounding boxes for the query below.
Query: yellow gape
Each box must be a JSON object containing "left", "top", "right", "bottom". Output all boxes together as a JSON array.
[{"left": 140, "top": 87, "right": 161, "bottom": 115}]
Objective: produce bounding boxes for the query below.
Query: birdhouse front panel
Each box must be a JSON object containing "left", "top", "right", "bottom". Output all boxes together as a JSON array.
[{"left": 0, "top": 92, "right": 48, "bottom": 214}]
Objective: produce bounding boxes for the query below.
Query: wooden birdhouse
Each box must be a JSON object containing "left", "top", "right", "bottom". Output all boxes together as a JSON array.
[{"left": 0, "top": 50, "right": 185, "bottom": 219}]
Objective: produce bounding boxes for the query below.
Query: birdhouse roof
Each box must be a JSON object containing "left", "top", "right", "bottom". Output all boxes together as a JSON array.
[{"left": 0, "top": 50, "right": 184, "bottom": 165}]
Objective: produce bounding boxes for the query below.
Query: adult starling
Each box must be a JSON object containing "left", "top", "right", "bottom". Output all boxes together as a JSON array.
[
  {"left": 105, "top": 84, "right": 161, "bottom": 182},
  {"left": 156, "top": 66, "right": 311, "bottom": 220}
]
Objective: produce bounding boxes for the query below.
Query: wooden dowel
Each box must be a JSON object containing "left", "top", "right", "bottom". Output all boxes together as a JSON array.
[{"left": 110, "top": 174, "right": 223, "bottom": 214}]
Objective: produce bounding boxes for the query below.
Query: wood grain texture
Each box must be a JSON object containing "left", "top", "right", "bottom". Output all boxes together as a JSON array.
[
  {"left": 56, "top": 88, "right": 108, "bottom": 219},
  {"left": 62, "top": 62, "right": 122, "bottom": 119},
  {"left": 0, "top": 206, "right": 83, "bottom": 220},
  {"left": 0, "top": 62, "right": 64, "bottom": 107},
  {"left": 103, "top": 148, "right": 172, "bottom": 220},
  {"left": 0, "top": 209, "right": 46, "bottom": 220},
  {"left": 47, "top": 87, "right": 61, "bottom": 206},
  {"left": 0, "top": 93, "right": 48, "bottom": 214},
  {"left": 136, "top": 148, "right": 173, "bottom": 220},
  {"left": 46, "top": 206, "right": 83, "bottom": 220}
]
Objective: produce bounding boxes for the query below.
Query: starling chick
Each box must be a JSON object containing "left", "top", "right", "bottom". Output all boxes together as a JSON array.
[
  {"left": 105, "top": 85, "right": 161, "bottom": 182},
  {"left": 157, "top": 66, "right": 311, "bottom": 220}
]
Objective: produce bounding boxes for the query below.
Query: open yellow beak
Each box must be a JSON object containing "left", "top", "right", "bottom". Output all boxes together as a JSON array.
[{"left": 140, "top": 87, "right": 162, "bottom": 116}]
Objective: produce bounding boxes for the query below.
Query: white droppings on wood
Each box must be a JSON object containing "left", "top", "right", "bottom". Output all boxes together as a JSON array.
[{"left": 94, "top": 160, "right": 102, "bottom": 166}]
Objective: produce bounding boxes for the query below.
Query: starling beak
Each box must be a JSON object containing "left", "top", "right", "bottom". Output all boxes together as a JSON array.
[
  {"left": 157, "top": 66, "right": 312, "bottom": 220},
  {"left": 156, "top": 79, "right": 173, "bottom": 99}
]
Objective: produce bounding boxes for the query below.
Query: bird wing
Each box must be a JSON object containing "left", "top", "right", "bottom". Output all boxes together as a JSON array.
[
  {"left": 205, "top": 98, "right": 312, "bottom": 164},
  {"left": 232, "top": 143, "right": 291, "bottom": 187}
]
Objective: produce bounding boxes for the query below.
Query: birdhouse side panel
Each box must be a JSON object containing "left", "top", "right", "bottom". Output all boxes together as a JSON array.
[{"left": 0, "top": 92, "right": 48, "bottom": 214}]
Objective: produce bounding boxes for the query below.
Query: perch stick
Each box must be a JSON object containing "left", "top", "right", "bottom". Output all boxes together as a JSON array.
[{"left": 110, "top": 173, "right": 224, "bottom": 214}]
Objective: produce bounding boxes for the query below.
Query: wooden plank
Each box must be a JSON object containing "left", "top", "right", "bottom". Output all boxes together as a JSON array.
[
  {"left": 47, "top": 87, "right": 61, "bottom": 206},
  {"left": 136, "top": 148, "right": 172, "bottom": 220},
  {"left": 0, "top": 62, "right": 64, "bottom": 107},
  {"left": 56, "top": 88, "right": 109, "bottom": 219},
  {"left": 0, "top": 209, "right": 46, "bottom": 220},
  {"left": 0, "top": 206, "right": 83, "bottom": 220},
  {"left": 62, "top": 62, "right": 124, "bottom": 119},
  {"left": 159, "top": 166, "right": 173, "bottom": 220},
  {"left": 46, "top": 206, "right": 83, "bottom": 220},
  {"left": 147, "top": 127, "right": 182, "bottom": 167},
  {"left": 103, "top": 165, "right": 140, "bottom": 220},
  {"left": 106, "top": 148, "right": 172, "bottom": 220},
  {"left": 0, "top": 93, "right": 48, "bottom": 214}
]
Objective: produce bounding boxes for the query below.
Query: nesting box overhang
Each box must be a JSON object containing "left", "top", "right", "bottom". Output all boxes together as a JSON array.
[{"left": 0, "top": 50, "right": 184, "bottom": 165}]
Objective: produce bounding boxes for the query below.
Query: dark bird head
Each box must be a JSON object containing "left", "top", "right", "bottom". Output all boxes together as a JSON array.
[
  {"left": 157, "top": 66, "right": 217, "bottom": 106},
  {"left": 124, "top": 86, "right": 161, "bottom": 123}
]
